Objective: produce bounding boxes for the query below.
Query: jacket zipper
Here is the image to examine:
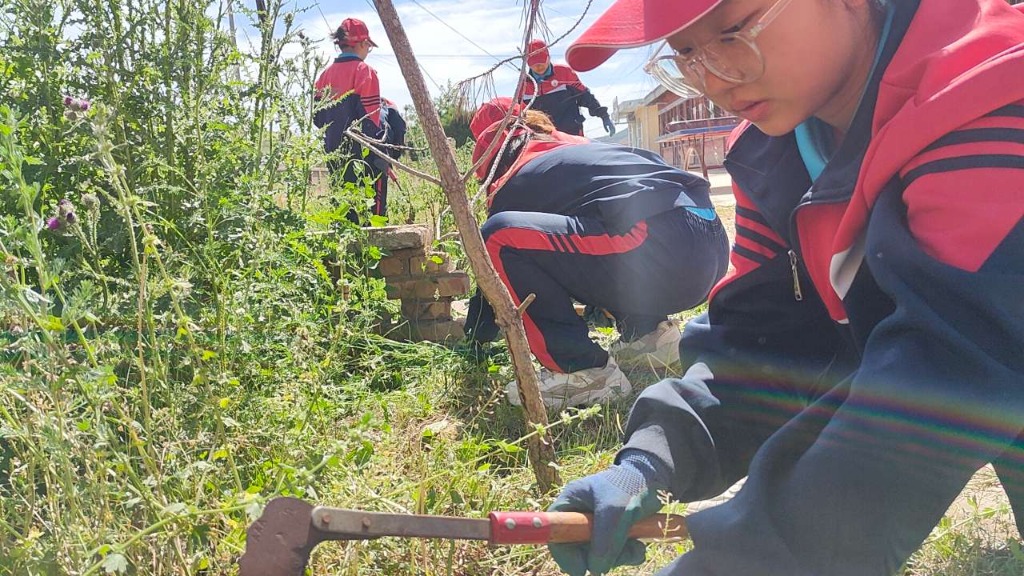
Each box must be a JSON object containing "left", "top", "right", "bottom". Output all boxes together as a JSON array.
[
  {"left": 788, "top": 194, "right": 850, "bottom": 303},
  {"left": 788, "top": 250, "right": 804, "bottom": 301}
]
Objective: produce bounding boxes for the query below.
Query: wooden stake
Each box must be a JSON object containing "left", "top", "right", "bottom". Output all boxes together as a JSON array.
[{"left": 372, "top": 0, "right": 560, "bottom": 493}]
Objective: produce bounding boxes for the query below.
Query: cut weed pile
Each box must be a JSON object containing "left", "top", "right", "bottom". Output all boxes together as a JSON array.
[{"left": 0, "top": 1, "right": 1019, "bottom": 575}]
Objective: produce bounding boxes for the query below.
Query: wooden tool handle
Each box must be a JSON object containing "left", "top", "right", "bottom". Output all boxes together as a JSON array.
[{"left": 488, "top": 511, "right": 687, "bottom": 545}]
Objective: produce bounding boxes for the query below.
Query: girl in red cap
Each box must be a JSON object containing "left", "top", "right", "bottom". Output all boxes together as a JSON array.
[
  {"left": 314, "top": 18, "right": 399, "bottom": 222},
  {"left": 517, "top": 39, "right": 616, "bottom": 137},
  {"left": 464, "top": 102, "right": 729, "bottom": 410},
  {"left": 548, "top": 0, "right": 1024, "bottom": 575}
]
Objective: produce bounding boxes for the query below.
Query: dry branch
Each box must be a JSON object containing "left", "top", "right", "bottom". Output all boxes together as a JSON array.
[{"left": 344, "top": 127, "right": 442, "bottom": 186}]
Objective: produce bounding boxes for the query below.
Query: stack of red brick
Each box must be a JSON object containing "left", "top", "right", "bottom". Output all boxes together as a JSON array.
[{"left": 365, "top": 224, "right": 470, "bottom": 343}]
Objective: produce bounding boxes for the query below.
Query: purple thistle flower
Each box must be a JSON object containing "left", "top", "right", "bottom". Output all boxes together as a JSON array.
[
  {"left": 63, "top": 97, "right": 91, "bottom": 112},
  {"left": 57, "top": 199, "right": 77, "bottom": 225},
  {"left": 46, "top": 217, "right": 62, "bottom": 230}
]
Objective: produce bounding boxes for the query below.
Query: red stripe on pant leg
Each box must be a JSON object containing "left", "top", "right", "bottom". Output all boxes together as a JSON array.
[
  {"left": 562, "top": 221, "right": 649, "bottom": 256},
  {"left": 485, "top": 227, "right": 563, "bottom": 371}
]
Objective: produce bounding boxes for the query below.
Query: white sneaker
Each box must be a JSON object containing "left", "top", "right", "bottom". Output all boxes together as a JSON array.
[
  {"left": 506, "top": 357, "right": 632, "bottom": 410},
  {"left": 609, "top": 320, "right": 682, "bottom": 369}
]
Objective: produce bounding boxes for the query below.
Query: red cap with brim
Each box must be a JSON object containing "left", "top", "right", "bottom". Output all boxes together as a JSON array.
[
  {"left": 472, "top": 120, "right": 527, "bottom": 181},
  {"left": 526, "top": 39, "right": 550, "bottom": 67},
  {"left": 470, "top": 97, "right": 521, "bottom": 141},
  {"left": 566, "top": 0, "right": 724, "bottom": 72},
  {"left": 341, "top": 17, "right": 378, "bottom": 48}
]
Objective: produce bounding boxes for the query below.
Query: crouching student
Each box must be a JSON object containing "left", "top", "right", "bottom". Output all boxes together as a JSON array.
[
  {"left": 546, "top": 0, "right": 1024, "bottom": 574},
  {"left": 464, "top": 107, "right": 729, "bottom": 410}
]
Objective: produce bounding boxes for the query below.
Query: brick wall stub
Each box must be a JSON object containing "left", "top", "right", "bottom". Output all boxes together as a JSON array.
[
  {"left": 383, "top": 272, "right": 471, "bottom": 300},
  {"left": 389, "top": 319, "right": 465, "bottom": 343},
  {"left": 363, "top": 224, "right": 432, "bottom": 251},
  {"left": 401, "top": 300, "right": 453, "bottom": 321},
  {"left": 361, "top": 224, "right": 468, "bottom": 344}
]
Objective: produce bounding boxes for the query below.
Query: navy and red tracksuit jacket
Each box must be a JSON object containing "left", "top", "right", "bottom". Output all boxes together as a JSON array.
[
  {"left": 487, "top": 140, "right": 706, "bottom": 226},
  {"left": 314, "top": 54, "right": 392, "bottom": 215},
  {"left": 314, "top": 54, "right": 384, "bottom": 158},
  {"left": 620, "top": 0, "right": 1024, "bottom": 574},
  {"left": 518, "top": 64, "right": 608, "bottom": 136}
]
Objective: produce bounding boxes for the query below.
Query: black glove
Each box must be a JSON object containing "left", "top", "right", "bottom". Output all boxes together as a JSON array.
[
  {"left": 464, "top": 290, "right": 500, "bottom": 344},
  {"left": 582, "top": 304, "right": 616, "bottom": 329},
  {"left": 371, "top": 154, "right": 391, "bottom": 172},
  {"left": 601, "top": 116, "right": 616, "bottom": 136}
]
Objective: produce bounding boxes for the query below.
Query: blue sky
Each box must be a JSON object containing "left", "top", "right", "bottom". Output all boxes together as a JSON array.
[{"left": 259, "top": 0, "right": 665, "bottom": 137}]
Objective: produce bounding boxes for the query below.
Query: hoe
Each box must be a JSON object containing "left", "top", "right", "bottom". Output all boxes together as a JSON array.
[{"left": 239, "top": 497, "right": 687, "bottom": 575}]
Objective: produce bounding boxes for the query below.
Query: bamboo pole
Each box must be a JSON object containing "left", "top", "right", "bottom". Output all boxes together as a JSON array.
[{"left": 372, "top": 0, "right": 560, "bottom": 493}]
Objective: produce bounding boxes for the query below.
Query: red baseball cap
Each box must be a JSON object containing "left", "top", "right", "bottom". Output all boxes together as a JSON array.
[
  {"left": 340, "top": 18, "right": 378, "bottom": 47},
  {"left": 566, "top": 0, "right": 724, "bottom": 72},
  {"left": 471, "top": 121, "right": 528, "bottom": 181},
  {"left": 526, "top": 39, "right": 550, "bottom": 68},
  {"left": 470, "top": 97, "right": 521, "bottom": 141}
]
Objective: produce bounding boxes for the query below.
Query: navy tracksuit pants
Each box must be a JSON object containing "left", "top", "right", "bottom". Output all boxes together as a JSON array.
[{"left": 465, "top": 207, "right": 729, "bottom": 373}]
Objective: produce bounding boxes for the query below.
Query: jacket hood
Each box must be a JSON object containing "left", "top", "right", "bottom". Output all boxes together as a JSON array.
[{"left": 860, "top": 0, "right": 1024, "bottom": 205}]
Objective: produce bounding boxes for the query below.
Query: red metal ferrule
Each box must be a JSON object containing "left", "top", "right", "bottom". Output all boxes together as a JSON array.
[{"left": 488, "top": 511, "right": 551, "bottom": 545}]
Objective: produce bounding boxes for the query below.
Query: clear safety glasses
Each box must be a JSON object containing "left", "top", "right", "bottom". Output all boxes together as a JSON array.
[{"left": 643, "top": 0, "right": 795, "bottom": 97}]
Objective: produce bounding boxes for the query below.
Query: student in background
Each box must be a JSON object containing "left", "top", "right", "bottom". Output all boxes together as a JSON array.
[
  {"left": 517, "top": 39, "right": 616, "bottom": 137},
  {"left": 465, "top": 103, "right": 728, "bottom": 410},
  {"left": 314, "top": 18, "right": 395, "bottom": 222}
]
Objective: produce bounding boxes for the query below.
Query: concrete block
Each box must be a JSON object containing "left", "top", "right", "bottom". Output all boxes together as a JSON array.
[{"left": 363, "top": 224, "right": 432, "bottom": 251}]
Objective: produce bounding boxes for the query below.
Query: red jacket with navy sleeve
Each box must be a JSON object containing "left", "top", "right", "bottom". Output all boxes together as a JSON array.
[
  {"left": 313, "top": 55, "right": 384, "bottom": 159},
  {"left": 518, "top": 64, "right": 608, "bottom": 135},
  {"left": 620, "top": 0, "right": 1024, "bottom": 573}
]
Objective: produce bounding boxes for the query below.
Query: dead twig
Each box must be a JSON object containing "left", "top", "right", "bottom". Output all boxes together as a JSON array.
[{"left": 344, "top": 127, "right": 442, "bottom": 186}]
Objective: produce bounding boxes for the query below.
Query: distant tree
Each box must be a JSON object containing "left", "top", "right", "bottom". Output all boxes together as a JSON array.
[
  {"left": 399, "top": 84, "right": 474, "bottom": 155},
  {"left": 434, "top": 81, "right": 473, "bottom": 148}
]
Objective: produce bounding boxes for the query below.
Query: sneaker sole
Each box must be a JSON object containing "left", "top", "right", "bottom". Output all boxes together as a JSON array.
[{"left": 507, "top": 383, "right": 631, "bottom": 410}]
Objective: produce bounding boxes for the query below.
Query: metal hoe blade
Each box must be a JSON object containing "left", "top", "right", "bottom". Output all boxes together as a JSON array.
[{"left": 238, "top": 497, "right": 350, "bottom": 576}]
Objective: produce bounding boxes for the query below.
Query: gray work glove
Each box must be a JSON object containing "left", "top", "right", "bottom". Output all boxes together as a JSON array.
[{"left": 548, "top": 450, "right": 668, "bottom": 575}]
